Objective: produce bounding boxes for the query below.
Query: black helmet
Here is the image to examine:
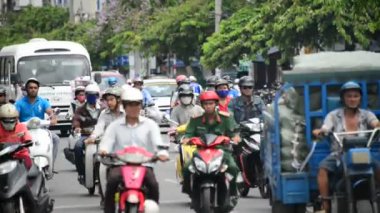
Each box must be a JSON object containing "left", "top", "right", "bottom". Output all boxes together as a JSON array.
[
  {"left": 178, "top": 84, "right": 194, "bottom": 96},
  {"left": 238, "top": 76, "right": 254, "bottom": 87},
  {"left": 206, "top": 76, "right": 219, "bottom": 87},
  {"left": 215, "top": 79, "right": 229, "bottom": 88}
]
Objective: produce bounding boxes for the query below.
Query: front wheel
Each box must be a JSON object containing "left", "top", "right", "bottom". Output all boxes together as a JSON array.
[
  {"left": 255, "top": 163, "right": 269, "bottom": 198},
  {"left": 237, "top": 182, "right": 250, "bottom": 197},
  {"left": 200, "top": 187, "right": 214, "bottom": 213},
  {"left": 125, "top": 203, "right": 139, "bottom": 213},
  {"left": 356, "top": 200, "right": 374, "bottom": 213},
  {"left": 88, "top": 186, "right": 95, "bottom": 195}
]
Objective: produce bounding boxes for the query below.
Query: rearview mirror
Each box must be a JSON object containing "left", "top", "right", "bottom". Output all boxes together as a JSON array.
[{"left": 94, "top": 73, "right": 102, "bottom": 84}]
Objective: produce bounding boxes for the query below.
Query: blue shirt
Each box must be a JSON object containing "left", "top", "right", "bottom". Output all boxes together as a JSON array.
[
  {"left": 15, "top": 96, "right": 51, "bottom": 122},
  {"left": 228, "top": 89, "right": 240, "bottom": 98},
  {"left": 142, "top": 89, "right": 154, "bottom": 108},
  {"left": 190, "top": 82, "right": 203, "bottom": 95}
]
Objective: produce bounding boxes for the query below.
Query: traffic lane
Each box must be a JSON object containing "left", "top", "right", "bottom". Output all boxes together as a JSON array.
[{"left": 51, "top": 135, "right": 271, "bottom": 213}]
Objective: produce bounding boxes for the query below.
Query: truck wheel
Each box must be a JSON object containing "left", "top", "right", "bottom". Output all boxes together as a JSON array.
[{"left": 356, "top": 200, "right": 373, "bottom": 213}]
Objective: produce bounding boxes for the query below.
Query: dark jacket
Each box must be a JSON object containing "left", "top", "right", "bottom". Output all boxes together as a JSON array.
[{"left": 72, "top": 103, "right": 100, "bottom": 135}]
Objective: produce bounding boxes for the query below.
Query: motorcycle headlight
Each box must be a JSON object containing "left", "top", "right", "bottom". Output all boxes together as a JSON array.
[
  {"left": 193, "top": 157, "right": 207, "bottom": 173},
  {"left": 208, "top": 155, "right": 223, "bottom": 173},
  {"left": 0, "top": 161, "right": 17, "bottom": 175}
]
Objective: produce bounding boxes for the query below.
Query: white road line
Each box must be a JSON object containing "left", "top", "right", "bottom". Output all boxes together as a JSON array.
[{"left": 164, "top": 178, "right": 179, "bottom": 184}]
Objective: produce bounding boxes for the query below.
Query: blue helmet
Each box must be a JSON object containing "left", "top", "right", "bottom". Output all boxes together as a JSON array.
[
  {"left": 108, "top": 77, "right": 117, "bottom": 87},
  {"left": 340, "top": 81, "right": 362, "bottom": 97}
]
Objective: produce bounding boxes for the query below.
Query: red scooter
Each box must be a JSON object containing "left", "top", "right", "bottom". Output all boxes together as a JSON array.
[
  {"left": 101, "top": 146, "right": 159, "bottom": 213},
  {"left": 187, "top": 134, "right": 235, "bottom": 213}
]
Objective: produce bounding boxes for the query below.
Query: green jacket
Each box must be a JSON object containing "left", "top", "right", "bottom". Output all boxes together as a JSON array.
[{"left": 184, "top": 110, "right": 238, "bottom": 139}]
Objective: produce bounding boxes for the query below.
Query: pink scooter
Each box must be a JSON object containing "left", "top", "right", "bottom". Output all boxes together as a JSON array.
[{"left": 101, "top": 146, "right": 159, "bottom": 213}]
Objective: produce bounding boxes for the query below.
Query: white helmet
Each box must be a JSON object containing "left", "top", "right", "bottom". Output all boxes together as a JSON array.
[
  {"left": 144, "top": 200, "right": 159, "bottom": 213},
  {"left": 85, "top": 84, "right": 100, "bottom": 95},
  {"left": 189, "top": 76, "right": 197, "bottom": 82},
  {"left": 0, "top": 104, "right": 19, "bottom": 131},
  {"left": 121, "top": 87, "right": 143, "bottom": 102}
]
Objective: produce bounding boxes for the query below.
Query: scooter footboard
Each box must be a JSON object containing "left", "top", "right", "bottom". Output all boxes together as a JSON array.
[{"left": 85, "top": 144, "right": 97, "bottom": 188}]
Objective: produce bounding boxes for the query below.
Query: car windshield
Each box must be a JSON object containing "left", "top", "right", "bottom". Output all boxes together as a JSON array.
[
  {"left": 144, "top": 84, "right": 177, "bottom": 97},
  {"left": 18, "top": 55, "right": 90, "bottom": 85},
  {"left": 98, "top": 75, "right": 126, "bottom": 91}
]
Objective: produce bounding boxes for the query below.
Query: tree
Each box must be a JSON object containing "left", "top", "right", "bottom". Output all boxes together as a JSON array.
[{"left": 201, "top": 0, "right": 380, "bottom": 69}]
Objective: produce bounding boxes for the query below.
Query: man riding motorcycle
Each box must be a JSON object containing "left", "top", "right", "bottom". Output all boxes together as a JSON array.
[
  {"left": 228, "top": 76, "right": 266, "bottom": 123},
  {"left": 15, "top": 78, "right": 60, "bottom": 165},
  {"left": 170, "top": 84, "right": 204, "bottom": 126},
  {"left": 71, "top": 86, "right": 86, "bottom": 113},
  {"left": 132, "top": 77, "right": 154, "bottom": 108},
  {"left": 313, "top": 81, "right": 380, "bottom": 212},
  {"left": 171, "top": 75, "right": 191, "bottom": 108},
  {"left": 181, "top": 91, "right": 241, "bottom": 207},
  {"left": 205, "top": 76, "right": 219, "bottom": 91},
  {"left": 107, "top": 77, "right": 118, "bottom": 88},
  {"left": 72, "top": 84, "right": 101, "bottom": 185},
  {"left": 98, "top": 87, "right": 169, "bottom": 213}
]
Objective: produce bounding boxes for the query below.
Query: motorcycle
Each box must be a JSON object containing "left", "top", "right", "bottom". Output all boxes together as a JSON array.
[
  {"left": 234, "top": 117, "right": 269, "bottom": 198},
  {"left": 100, "top": 146, "right": 160, "bottom": 213},
  {"left": 84, "top": 137, "right": 101, "bottom": 195},
  {"left": 0, "top": 142, "right": 54, "bottom": 213},
  {"left": 324, "top": 129, "right": 380, "bottom": 213},
  {"left": 187, "top": 134, "right": 234, "bottom": 213}
]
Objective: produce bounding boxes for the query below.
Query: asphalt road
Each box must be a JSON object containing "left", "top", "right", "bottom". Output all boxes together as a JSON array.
[{"left": 50, "top": 134, "right": 272, "bottom": 213}]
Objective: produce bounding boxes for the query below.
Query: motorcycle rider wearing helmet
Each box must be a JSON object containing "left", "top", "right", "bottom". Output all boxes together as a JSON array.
[
  {"left": 170, "top": 75, "right": 191, "bottom": 108},
  {"left": 85, "top": 87, "right": 124, "bottom": 144},
  {"left": 132, "top": 77, "right": 154, "bottom": 108},
  {"left": 181, "top": 91, "right": 241, "bottom": 207},
  {"left": 72, "top": 83, "right": 101, "bottom": 184},
  {"left": 228, "top": 76, "right": 266, "bottom": 123},
  {"left": 71, "top": 86, "right": 86, "bottom": 113},
  {"left": 313, "top": 81, "right": 380, "bottom": 212},
  {"left": 15, "top": 78, "right": 61, "bottom": 165},
  {"left": 107, "top": 76, "right": 118, "bottom": 88},
  {"left": 189, "top": 75, "right": 203, "bottom": 96},
  {"left": 170, "top": 84, "right": 204, "bottom": 126},
  {"left": 0, "top": 103, "right": 33, "bottom": 170},
  {"left": 98, "top": 87, "right": 170, "bottom": 213},
  {"left": 0, "top": 86, "right": 7, "bottom": 106},
  {"left": 205, "top": 76, "right": 219, "bottom": 91},
  {"left": 215, "top": 79, "right": 232, "bottom": 112}
]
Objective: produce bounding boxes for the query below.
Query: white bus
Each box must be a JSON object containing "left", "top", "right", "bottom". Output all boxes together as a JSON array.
[{"left": 0, "top": 38, "right": 92, "bottom": 135}]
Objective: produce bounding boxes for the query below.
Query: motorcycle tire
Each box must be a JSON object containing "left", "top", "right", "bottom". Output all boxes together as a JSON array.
[
  {"left": 126, "top": 203, "right": 139, "bottom": 213},
  {"left": 88, "top": 186, "right": 95, "bottom": 195},
  {"left": 200, "top": 187, "right": 214, "bottom": 213},
  {"left": 237, "top": 182, "right": 250, "bottom": 197},
  {"left": 0, "top": 200, "right": 17, "bottom": 213},
  {"left": 356, "top": 200, "right": 374, "bottom": 213},
  {"left": 255, "top": 164, "right": 269, "bottom": 199}
]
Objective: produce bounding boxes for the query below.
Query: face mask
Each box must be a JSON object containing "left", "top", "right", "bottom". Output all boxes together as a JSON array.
[
  {"left": 180, "top": 96, "right": 193, "bottom": 105},
  {"left": 216, "top": 90, "right": 229, "bottom": 98},
  {"left": 86, "top": 94, "right": 98, "bottom": 105},
  {"left": 77, "top": 95, "right": 86, "bottom": 103}
]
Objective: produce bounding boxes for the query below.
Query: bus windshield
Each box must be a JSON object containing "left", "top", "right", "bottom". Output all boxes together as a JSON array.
[{"left": 18, "top": 55, "right": 90, "bottom": 85}]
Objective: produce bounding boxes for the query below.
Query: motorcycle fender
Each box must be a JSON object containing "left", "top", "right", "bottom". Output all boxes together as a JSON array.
[
  {"left": 119, "top": 190, "right": 145, "bottom": 211},
  {"left": 0, "top": 164, "right": 27, "bottom": 199},
  {"left": 85, "top": 144, "right": 97, "bottom": 188},
  {"left": 200, "top": 181, "right": 215, "bottom": 189}
]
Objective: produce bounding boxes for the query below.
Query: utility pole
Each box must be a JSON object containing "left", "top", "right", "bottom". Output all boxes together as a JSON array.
[{"left": 215, "top": 0, "right": 222, "bottom": 32}]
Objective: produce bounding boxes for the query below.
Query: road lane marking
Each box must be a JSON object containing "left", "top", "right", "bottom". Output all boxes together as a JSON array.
[{"left": 164, "top": 178, "right": 178, "bottom": 184}]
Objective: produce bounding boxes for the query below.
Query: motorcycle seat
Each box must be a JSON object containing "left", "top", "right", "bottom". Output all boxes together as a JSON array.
[{"left": 28, "top": 164, "right": 40, "bottom": 179}]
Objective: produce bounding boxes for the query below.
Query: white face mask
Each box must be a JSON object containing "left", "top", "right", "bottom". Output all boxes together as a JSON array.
[{"left": 180, "top": 97, "right": 192, "bottom": 105}]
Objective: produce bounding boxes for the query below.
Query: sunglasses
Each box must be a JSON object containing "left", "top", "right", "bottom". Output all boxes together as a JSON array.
[{"left": 242, "top": 86, "right": 253, "bottom": 90}]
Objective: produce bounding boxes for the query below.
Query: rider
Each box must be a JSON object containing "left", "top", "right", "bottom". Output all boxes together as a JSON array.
[
  {"left": 189, "top": 75, "right": 203, "bottom": 97},
  {"left": 205, "top": 76, "right": 219, "bottom": 91},
  {"left": 133, "top": 77, "right": 154, "bottom": 108},
  {"left": 107, "top": 76, "right": 118, "bottom": 88},
  {"left": 312, "top": 81, "right": 380, "bottom": 212},
  {"left": 170, "top": 84, "right": 204, "bottom": 126},
  {"left": 170, "top": 75, "right": 191, "bottom": 108},
  {"left": 181, "top": 91, "right": 241, "bottom": 207},
  {"left": 15, "top": 78, "right": 60, "bottom": 165},
  {"left": 228, "top": 76, "right": 266, "bottom": 123},
  {"left": 98, "top": 87, "right": 169, "bottom": 213},
  {"left": 0, "top": 86, "right": 7, "bottom": 106},
  {"left": 72, "top": 84, "right": 101, "bottom": 185},
  {"left": 215, "top": 78, "right": 233, "bottom": 112},
  {"left": 71, "top": 86, "right": 86, "bottom": 113}
]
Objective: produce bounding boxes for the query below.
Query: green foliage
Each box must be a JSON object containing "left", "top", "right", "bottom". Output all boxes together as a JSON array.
[
  {"left": 0, "top": 6, "right": 68, "bottom": 47},
  {"left": 201, "top": 0, "right": 380, "bottom": 69}
]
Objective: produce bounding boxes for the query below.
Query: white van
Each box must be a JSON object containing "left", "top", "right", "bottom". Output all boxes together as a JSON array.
[{"left": 0, "top": 38, "right": 92, "bottom": 136}]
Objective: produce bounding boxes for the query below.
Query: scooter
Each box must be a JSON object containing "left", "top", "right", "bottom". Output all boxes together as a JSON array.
[
  {"left": 63, "top": 131, "right": 80, "bottom": 165},
  {"left": 187, "top": 134, "right": 235, "bottom": 213},
  {"left": 100, "top": 146, "right": 160, "bottom": 213},
  {"left": 0, "top": 142, "right": 54, "bottom": 213},
  {"left": 84, "top": 137, "right": 101, "bottom": 195},
  {"left": 24, "top": 109, "right": 60, "bottom": 180},
  {"left": 235, "top": 117, "right": 269, "bottom": 198}
]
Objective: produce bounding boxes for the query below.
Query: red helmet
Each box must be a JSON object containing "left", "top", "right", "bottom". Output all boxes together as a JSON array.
[
  {"left": 199, "top": 91, "right": 219, "bottom": 102},
  {"left": 176, "top": 75, "right": 187, "bottom": 83}
]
